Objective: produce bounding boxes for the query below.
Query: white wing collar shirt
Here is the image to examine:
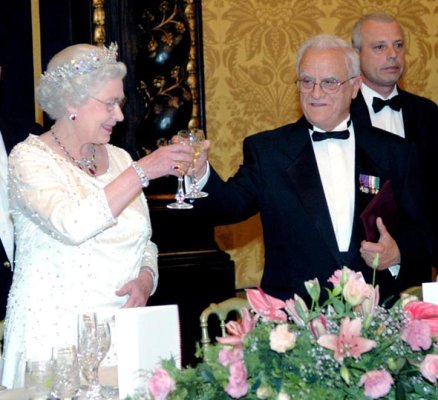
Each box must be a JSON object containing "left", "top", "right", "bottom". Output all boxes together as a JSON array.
[{"left": 310, "top": 117, "right": 355, "bottom": 252}]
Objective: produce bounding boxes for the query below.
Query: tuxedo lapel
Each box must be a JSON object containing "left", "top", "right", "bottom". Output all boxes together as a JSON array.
[
  {"left": 284, "top": 121, "right": 341, "bottom": 261},
  {"left": 398, "top": 88, "right": 416, "bottom": 142},
  {"left": 351, "top": 91, "right": 372, "bottom": 127},
  {"left": 351, "top": 123, "right": 390, "bottom": 251}
]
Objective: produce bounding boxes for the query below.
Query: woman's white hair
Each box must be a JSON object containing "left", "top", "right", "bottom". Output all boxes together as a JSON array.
[{"left": 36, "top": 43, "right": 127, "bottom": 120}]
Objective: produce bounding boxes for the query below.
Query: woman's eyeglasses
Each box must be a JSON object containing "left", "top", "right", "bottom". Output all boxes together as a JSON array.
[{"left": 90, "top": 96, "right": 127, "bottom": 112}]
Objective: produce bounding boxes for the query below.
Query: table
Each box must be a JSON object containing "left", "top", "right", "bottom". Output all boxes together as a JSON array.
[{"left": 0, "top": 366, "right": 119, "bottom": 399}]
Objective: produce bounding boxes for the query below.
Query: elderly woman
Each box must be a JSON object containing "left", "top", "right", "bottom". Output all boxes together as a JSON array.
[{"left": 1, "top": 43, "right": 193, "bottom": 388}]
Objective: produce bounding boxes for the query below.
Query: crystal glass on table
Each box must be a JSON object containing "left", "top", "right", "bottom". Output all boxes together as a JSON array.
[
  {"left": 51, "top": 345, "right": 80, "bottom": 399},
  {"left": 77, "top": 313, "right": 111, "bottom": 399},
  {"left": 24, "top": 359, "right": 53, "bottom": 400}
]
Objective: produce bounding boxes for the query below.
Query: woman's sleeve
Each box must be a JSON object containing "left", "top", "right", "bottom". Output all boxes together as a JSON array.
[{"left": 8, "top": 142, "right": 116, "bottom": 245}]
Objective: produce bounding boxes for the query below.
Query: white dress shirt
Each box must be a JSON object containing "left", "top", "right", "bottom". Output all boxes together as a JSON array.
[
  {"left": 361, "top": 83, "right": 405, "bottom": 137},
  {"left": 310, "top": 117, "right": 355, "bottom": 252},
  {"left": 0, "top": 131, "right": 13, "bottom": 263}
]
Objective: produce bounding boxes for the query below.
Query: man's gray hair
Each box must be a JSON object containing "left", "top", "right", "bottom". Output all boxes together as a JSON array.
[
  {"left": 351, "top": 12, "right": 401, "bottom": 49},
  {"left": 296, "top": 34, "right": 360, "bottom": 78}
]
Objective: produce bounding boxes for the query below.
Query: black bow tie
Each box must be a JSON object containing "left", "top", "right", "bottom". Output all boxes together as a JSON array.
[
  {"left": 311, "top": 120, "right": 351, "bottom": 142},
  {"left": 312, "top": 130, "right": 350, "bottom": 142},
  {"left": 372, "top": 95, "right": 402, "bottom": 113}
]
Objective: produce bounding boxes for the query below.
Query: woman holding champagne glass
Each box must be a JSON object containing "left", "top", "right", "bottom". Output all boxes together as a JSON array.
[{"left": 1, "top": 42, "right": 194, "bottom": 388}]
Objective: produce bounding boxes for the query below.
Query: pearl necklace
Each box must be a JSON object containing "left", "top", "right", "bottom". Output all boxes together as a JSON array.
[{"left": 51, "top": 127, "right": 97, "bottom": 177}]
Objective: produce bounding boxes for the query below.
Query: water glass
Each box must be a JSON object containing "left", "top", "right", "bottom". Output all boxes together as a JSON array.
[
  {"left": 24, "top": 360, "right": 53, "bottom": 400},
  {"left": 51, "top": 346, "right": 80, "bottom": 399}
]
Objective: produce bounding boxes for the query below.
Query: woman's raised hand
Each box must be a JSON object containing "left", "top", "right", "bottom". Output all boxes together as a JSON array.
[{"left": 137, "top": 142, "right": 194, "bottom": 180}]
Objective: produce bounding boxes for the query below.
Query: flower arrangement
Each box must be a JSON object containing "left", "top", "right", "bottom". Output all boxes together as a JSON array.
[{"left": 146, "top": 266, "right": 438, "bottom": 399}]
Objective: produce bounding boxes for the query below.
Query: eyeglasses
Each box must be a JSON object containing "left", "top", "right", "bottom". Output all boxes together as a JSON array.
[
  {"left": 296, "top": 76, "right": 357, "bottom": 94},
  {"left": 90, "top": 96, "right": 127, "bottom": 112}
]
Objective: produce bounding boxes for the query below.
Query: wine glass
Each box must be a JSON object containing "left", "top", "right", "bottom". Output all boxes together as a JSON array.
[
  {"left": 51, "top": 345, "right": 80, "bottom": 399},
  {"left": 24, "top": 359, "right": 53, "bottom": 400},
  {"left": 185, "top": 128, "right": 208, "bottom": 199},
  {"left": 77, "top": 313, "right": 111, "bottom": 399},
  {"left": 167, "top": 130, "right": 194, "bottom": 210}
]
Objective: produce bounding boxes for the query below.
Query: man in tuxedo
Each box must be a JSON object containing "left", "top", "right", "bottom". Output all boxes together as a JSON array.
[
  {"left": 196, "top": 34, "right": 431, "bottom": 304},
  {"left": 351, "top": 12, "right": 438, "bottom": 273},
  {"left": 0, "top": 64, "right": 43, "bottom": 320}
]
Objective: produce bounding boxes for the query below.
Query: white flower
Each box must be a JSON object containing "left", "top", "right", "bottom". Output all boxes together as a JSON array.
[
  {"left": 269, "top": 324, "right": 296, "bottom": 353},
  {"left": 278, "top": 391, "right": 290, "bottom": 400}
]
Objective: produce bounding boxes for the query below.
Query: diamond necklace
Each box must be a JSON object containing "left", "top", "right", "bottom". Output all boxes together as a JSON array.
[{"left": 51, "top": 127, "right": 97, "bottom": 177}]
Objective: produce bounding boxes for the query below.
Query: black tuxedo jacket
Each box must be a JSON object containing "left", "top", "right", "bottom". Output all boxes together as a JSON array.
[
  {"left": 351, "top": 89, "right": 438, "bottom": 264},
  {"left": 200, "top": 117, "right": 431, "bottom": 303},
  {"left": 0, "top": 115, "right": 42, "bottom": 319}
]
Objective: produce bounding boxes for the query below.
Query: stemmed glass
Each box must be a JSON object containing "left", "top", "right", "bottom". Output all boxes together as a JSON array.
[
  {"left": 167, "top": 130, "right": 194, "bottom": 210},
  {"left": 185, "top": 128, "right": 208, "bottom": 199},
  {"left": 77, "top": 313, "right": 111, "bottom": 399},
  {"left": 51, "top": 345, "right": 81, "bottom": 400}
]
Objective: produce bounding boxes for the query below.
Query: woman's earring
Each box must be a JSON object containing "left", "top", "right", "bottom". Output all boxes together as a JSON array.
[{"left": 69, "top": 113, "right": 77, "bottom": 121}]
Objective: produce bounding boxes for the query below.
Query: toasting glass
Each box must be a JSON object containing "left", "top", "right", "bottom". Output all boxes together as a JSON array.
[
  {"left": 167, "top": 130, "right": 194, "bottom": 210},
  {"left": 185, "top": 128, "right": 208, "bottom": 199}
]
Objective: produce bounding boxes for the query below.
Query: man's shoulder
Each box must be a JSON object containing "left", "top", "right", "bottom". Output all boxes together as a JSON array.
[
  {"left": 245, "top": 118, "right": 306, "bottom": 144},
  {"left": 354, "top": 119, "right": 411, "bottom": 148},
  {"left": 398, "top": 87, "right": 438, "bottom": 111}
]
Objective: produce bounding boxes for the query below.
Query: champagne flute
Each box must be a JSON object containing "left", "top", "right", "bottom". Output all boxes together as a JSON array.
[
  {"left": 167, "top": 130, "right": 194, "bottom": 210},
  {"left": 185, "top": 128, "right": 208, "bottom": 199},
  {"left": 77, "top": 313, "right": 110, "bottom": 399}
]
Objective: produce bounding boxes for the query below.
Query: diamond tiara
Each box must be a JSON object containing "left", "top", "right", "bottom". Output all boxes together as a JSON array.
[{"left": 40, "top": 42, "right": 119, "bottom": 86}]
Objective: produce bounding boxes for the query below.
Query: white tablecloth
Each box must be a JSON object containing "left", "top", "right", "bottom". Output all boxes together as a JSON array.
[{"left": 0, "top": 366, "right": 118, "bottom": 399}]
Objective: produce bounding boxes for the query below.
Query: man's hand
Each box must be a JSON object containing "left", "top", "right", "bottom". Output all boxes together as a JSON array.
[{"left": 360, "top": 217, "right": 401, "bottom": 269}]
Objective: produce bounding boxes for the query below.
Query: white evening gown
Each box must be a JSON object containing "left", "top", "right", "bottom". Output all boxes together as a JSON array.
[{"left": 2, "top": 135, "right": 158, "bottom": 388}]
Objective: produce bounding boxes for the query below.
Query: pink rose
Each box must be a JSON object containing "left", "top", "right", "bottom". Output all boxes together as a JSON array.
[
  {"left": 225, "top": 360, "right": 249, "bottom": 398},
  {"left": 269, "top": 324, "right": 296, "bottom": 353},
  {"left": 148, "top": 368, "right": 176, "bottom": 400},
  {"left": 359, "top": 370, "right": 394, "bottom": 399},
  {"left": 420, "top": 354, "right": 438, "bottom": 384},
  {"left": 328, "top": 267, "right": 364, "bottom": 287},
  {"left": 343, "top": 278, "right": 371, "bottom": 306},
  {"left": 401, "top": 319, "right": 432, "bottom": 351}
]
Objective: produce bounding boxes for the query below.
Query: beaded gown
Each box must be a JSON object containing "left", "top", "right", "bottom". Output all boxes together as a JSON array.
[{"left": 2, "top": 135, "right": 158, "bottom": 388}]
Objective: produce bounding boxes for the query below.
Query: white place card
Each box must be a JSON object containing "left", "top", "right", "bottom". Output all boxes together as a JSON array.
[
  {"left": 422, "top": 282, "right": 438, "bottom": 305},
  {"left": 114, "top": 305, "right": 181, "bottom": 399}
]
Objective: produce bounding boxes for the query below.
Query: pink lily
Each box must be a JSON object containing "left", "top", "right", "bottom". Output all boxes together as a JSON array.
[
  {"left": 404, "top": 301, "right": 438, "bottom": 337},
  {"left": 317, "top": 317, "right": 376, "bottom": 363},
  {"left": 217, "top": 308, "right": 257, "bottom": 347},
  {"left": 246, "top": 288, "right": 287, "bottom": 322}
]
